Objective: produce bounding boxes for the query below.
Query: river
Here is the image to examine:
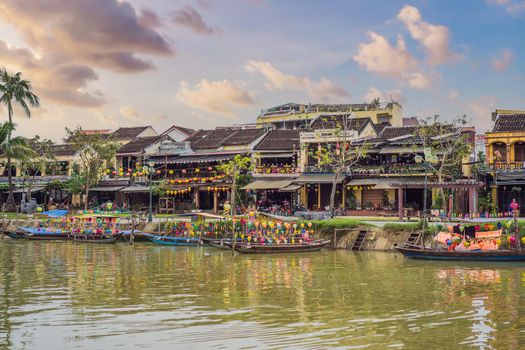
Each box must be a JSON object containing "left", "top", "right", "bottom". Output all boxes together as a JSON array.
[{"left": 0, "top": 240, "right": 524, "bottom": 349}]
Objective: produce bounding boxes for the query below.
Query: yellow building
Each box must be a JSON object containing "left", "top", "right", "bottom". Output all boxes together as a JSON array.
[{"left": 256, "top": 101, "right": 403, "bottom": 129}]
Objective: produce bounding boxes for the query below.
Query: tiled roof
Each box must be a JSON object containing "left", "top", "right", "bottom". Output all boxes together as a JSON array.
[
  {"left": 221, "top": 129, "right": 266, "bottom": 146},
  {"left": 310, "top": 115, "right": 372, "bottom": 132},
  {"left": 184, "top": 129, "right": 213, "bottom": 144},
  {"left": 374, "top": 122, "right": 391, "bottom": 134},
  {"left": 191, "top": 129, "right": 237, "bottom": 149},
  {"left": 112, "top": 126, "right": 150, "bottom": 140},
  {"left": 493, "top": 114, "right": 525, "bottom": 132},
  {"left": 50, "top": 144, "right": 76, "bottom": 156},
  {"left": 163, "top": 125, "right": 195, "bottom": 137},
  {"left": 380, "top": 126, "right": 417, "bottom": 139},
  {"left": 254, "top": 130, "right": 300, "bottom": 151},
  {"left": 117, "top": 136, "right": 162, "bottom": 154}
]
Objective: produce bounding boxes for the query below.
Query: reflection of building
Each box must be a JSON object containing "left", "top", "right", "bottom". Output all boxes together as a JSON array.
[{"left": 486, "top": 112, "right": 525, "bottom": 213}]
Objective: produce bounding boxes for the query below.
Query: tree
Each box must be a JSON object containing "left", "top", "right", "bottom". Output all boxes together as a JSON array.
[
  {"left": 216, "top": 154, "right": 252, "bottom": 216},
  {"left": 416, "top": 115, "right": 471, "bottom": 213},
  {"left": 0, "top": 122, "right": 34, "bottom": 209},
  {"left": 18, "top": 136, "right": 55, "bottom": 201},
  {"left": 310, "top": 114, "right": 369, "bottom": 213},
  {"left": 0, "top": 68, "right": 40, "bottom": 210},
  {"left": 66, "top": 127, "right": 119, "bottom": 210}
]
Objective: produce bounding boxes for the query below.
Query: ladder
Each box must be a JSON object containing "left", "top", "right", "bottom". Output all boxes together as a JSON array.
[
  {"left": 351, "top": 230, "right": 368, "bottom": 250},
  {"left": 404, "top": 231, "right": 422, "bottom": 248}
]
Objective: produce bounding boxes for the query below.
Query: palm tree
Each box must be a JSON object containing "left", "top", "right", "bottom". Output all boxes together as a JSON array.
[{"left": 0, "top": 68, "right": 40, "bottom": 211}]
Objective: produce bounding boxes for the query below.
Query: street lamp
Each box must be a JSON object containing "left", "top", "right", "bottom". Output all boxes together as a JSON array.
[{"left": 148, "top": 160, "right": 155, "bottom": 222}]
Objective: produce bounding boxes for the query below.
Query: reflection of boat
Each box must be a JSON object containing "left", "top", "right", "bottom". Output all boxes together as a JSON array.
[
  {"left": 225, "top": 240, "right": 331, "bottom": 254},
  {"left": 72, "top": 233, "right": 122, "bottom": 243},
  {"left": 144, "top": 233, "right": 200, "bottom": 246},
  {"left": 20, "top": 227, "right": 71, "bottom": 240},
  {"left": 200, "top": 237, "right": 239, "bottom": 250},
  {"left": 395, "top": 246, "right": 525, "bottom": 261},
  {"left": 120, "top": 231, "right": 151, "bottom": 242}
]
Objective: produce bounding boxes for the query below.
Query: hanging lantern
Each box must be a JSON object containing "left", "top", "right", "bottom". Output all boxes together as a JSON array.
[
  {"left": 169, "top": 170, "right": 174, "bottom": 175},
  {"left": 187, "top": 187, "right": 191, "bottom": 191},
  {"left": 207, "top": 186, "right": 211, "bottom": 191},
  {"left": 195, "top": 168, "right": 200, "bottom": 173},
  {"left": 107, "top": 202, "right": 113, "bottom": 210},
  {"left": 156, "top": 170, "right": 161, "bottom": 175},
  {"left": 127, "top": 168, "right": 132, "bottom": 173},
  {"left": 182, "top": 169, "right": 187, "bottom": 174},
  {"left": 138, "top": 172, "right": 143, "bottom": 176},
  {"left": 106, "top": 169, "right": 111, "bottom": 174},
  {"left": 208, "top": 167, "right": 213, "bottom": 171}
]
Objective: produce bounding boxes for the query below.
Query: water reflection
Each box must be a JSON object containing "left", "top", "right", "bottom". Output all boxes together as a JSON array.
[{"left": 0, "top": 242, "right": 525, "bottom": 349}]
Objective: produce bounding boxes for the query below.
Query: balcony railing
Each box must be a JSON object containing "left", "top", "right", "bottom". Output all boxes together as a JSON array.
[
  {"left": 492, "top": 161, "right": 525, "bottom": 170},
  {"left": 304, "top": 163, "right": 430, "bottom": 175},
  {"left": 254, "top": 165, "right": 299, "bottom": 175}
]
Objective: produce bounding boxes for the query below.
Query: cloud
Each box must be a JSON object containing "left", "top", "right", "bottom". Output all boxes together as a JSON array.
[
  {"left": 486, "top": 0, "right": 525, "bottom": 14},
  {"left": 138, "top": 8, "right": 162, "bottom": 28},
  {"left": 353, "top": 32, "right": 432, "bottom": 89},
  {"left": 119, "top": 106, "right": 169, "bottom": 123},
  {"left": 363, "top": 87, "right": 405, "bottom": 105},
  {"left": 171, "top": 6, "right": 218, "bottom": 35},
  {"left": 176, "top": 79, "right": 254, "bottom": 117},
  {"left": 491, "top": 49, "right": 513, "bottom": 71},
  {"left": 448, "top": 89, "right": 459, "bottom": 100},
  {"left": 465, "top": 95, "right": 497, "bottom": 131},
  {"left": 245, "top": 60, "right": 350, "bottom": 102},
  {"left": 0, "top": 0, "right": 173, "bottom": 108},
  {"left": 398, "top": 5, "right": 456, "bottom": 65}
]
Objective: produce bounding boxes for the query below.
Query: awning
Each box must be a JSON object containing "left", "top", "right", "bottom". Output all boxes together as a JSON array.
[
  {"left": 347, "top": 178, "right": 394, "bottom": 190},
  {"left": 294, "top": 174, "right": 341, "bottom": 183},
  {"left": 259, "top": 152, "right": 294, "bottom": 158},
  {"left": 120, "top": 186, "right": 150, "bottom": 193},
  {"left": 90, "top": 186, "right": 125, "bottom": 192},
  {"left": 41, "top": 209, "right": 69, "bottom": 217},
  {"left": 164, "top": 153, "right": 238, "bottom": 165},
  {"left": 242, "top": 179, "right": 293, "bottom": 190},
  {"left": 380, "top": 146, "right": 422, "bottom": 154},
  {"left": 279, "top": 184, "right": 302, "bottom": 192},
  {"left": 12, "top": 186, "right": 46, "bottom": 193}
]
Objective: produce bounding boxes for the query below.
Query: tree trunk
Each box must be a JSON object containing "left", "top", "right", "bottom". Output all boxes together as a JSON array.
[
  {"left": 438, "top": 173, "right": 447, "bottom": 214},
  {"left": 231, "top": 173, "right": 236, "bottom": 216},
  {"left": 84, "top": 185, "right": 90, "bottom": 210},
  {"left": 329, "top": 172, "right": 339, "bottom": 215},
  {"left": 5, "top": 155, "right": 16, "bottom": 212}
]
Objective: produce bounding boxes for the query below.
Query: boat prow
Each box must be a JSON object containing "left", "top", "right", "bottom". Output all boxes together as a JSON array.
[{"left": 395, "top": 246, "right": 525, "bottom": 261}]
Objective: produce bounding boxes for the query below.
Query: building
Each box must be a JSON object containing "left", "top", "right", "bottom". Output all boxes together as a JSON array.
[
  {"left": 256, "top": 101, "right": 403, "bottom": 129},
  {"left": 485, "top": 112, "right": 525, "bottom": 213},
  {"left": 161, "top": 125, "right": 195, "bottom": 142}
]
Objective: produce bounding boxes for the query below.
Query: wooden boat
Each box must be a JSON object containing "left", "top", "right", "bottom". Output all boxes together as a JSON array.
[
  {"left": 72, "top": 233, "right": 123, "bottom": 243},
  {"left": 1, "top": 230, "right": 26, "bottom": 239},
  {"left": 225, "top": 239, "right": 331, "bottom": 254},
  {"left": 20, "top": 227, "right": 71, "bottom": 240},
  {"left": 395, "top": 246, "right": 525, "bottom": 261},
  {"left": 144, "top": 233, "right": 200, "bottom": 246},
  {"left": 200, "top": 237, "right": 238, "bottom": 250},
  {"left": 120, "top": 231, "right": 152, "bottom": 242}
]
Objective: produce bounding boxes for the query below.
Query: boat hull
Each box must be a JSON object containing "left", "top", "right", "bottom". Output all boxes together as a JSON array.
[
  {"left": 145, "top": 233, "right": 200, "bottom": 246},
  {"left": 72, "top": 234, "right": 122, "bottom": 244},
  {"left": 227, "top": 240, "right": 331, "bottom": 254},
  {"left": 1, "top": 230, "right": 26, "bottom": 239},
  {"left": 395, "top": 247, "right": 525, "bottom": 261},
  {"left": 201, "top": 237, "right": 239, "bottom": 250}
]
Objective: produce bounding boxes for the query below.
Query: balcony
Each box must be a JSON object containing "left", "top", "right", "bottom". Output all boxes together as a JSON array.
[
  {"left": 253, "top": 165, "right": 299, "bottom": 177},
  {"left": 303, "top": 163, "right": 430, "bottom": 176},
  {"left": 492, "top": 161, "right": 525, "bottom": 170}
]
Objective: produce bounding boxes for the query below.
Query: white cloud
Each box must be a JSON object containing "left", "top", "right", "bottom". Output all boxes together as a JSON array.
[
  {"left": 491, "top": 49, "right": 513, "bottom": 71},
  {"left": 363, "top": 87, "right": 405, "bottom": 105},
  {"left": 448, "top": 89, "right": 459, "bottom": 100},
  {"left": 486, "top": 0, "right": 525, "bottom": 14},
  {"left": 398, "top": 5, "right": 456, "bottom": 65},
  {"left": 245, "top": 60, "right": 350, "bottom": 102},
  {"left": 353, "top": 32, "right": 432, "bottom": 89},
  {"left": 465, "top": 95, "right": 497, "bottom": 131},
  {"left": 176, "top": 79, "right": 254, "bottom": 117}
]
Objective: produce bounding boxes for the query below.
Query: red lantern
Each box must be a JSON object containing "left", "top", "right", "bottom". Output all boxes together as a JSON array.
[
  {"left": 208, "top": 167, "right": 212, "bottom": 171},
  {"left": 156, "top": 170, "right": 161, "bottom": 174},
  {"left": 182, "top": 169, "right": 187, "bottom": 174}
]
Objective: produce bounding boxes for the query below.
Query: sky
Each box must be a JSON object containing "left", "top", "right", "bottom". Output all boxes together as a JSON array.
[{"left": 0, "top": 0, "right": 524, "bottom": 141}]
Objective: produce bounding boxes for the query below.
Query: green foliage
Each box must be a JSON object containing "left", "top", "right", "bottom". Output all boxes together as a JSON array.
[
  {"left": 0, "top": 122, "right": 33, "bottom": 160},
  {"left": 345, "top": 189, "right": 357, "bottom": 209},
  {"left": 381, "top": 190, "right": 390, "bottom": 208},
  {"left": 432, "top": 192, "right": 443, "bottom": 209},
  {"left": 65, "top": 173, "right": 86, "bottom": 195},
  {"left": 216, "top": 154, "right": 252, "bottom": 213},
  {"left": 301, "top": 218, "right": 374, "bottom": 232}
]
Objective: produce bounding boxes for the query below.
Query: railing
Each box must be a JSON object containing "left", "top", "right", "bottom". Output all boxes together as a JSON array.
[
  {"left": 304, "top": 164, "right": 429, "bottom": 175},
  {"left": 492, "top": 161, "right": 525, "bottom": 170},
  {"left": 254, "top": 165, "right": 299, "bottom": 175}
]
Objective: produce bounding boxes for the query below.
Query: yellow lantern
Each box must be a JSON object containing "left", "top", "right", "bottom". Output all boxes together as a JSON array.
[
  {"left": 119, "top": 168, "right": 123, "bottom": 172},
  {"left": 195, "top": 168, "right": 200, "bottom": 173},
  {"left": 187, "top": 187, "right": 191, "bottom": 191},
  {"left": 169, "top": 170, "right": 174, "bottom": 175},
  {"left": 207, "top": 186, "right": 211, "bottom": 191}
]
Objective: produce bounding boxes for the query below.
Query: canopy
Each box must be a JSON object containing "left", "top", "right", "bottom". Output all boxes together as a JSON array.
[
  {"left": 379, "top": 146, "right": 422, "bottom": 154},
  {"left": 120, "top": 186, "right": 150, "bottom": 193},
  {"left": 13, "top": 186, "right": 46, "bottom": 194},
  {"left": 242, "top": 179, "right": 293, "bottom": 190},
  {"left": 90, "top": 186, "right": 125, "bottom": 192},
  {"left": 279, "top": 184, "right": 302, "bottom": 192},
  {"left": 347, "top": 178, "right": 393, "bottom": 190},
  {"left": 40, "top": 209, "right": 69, "bottom": 217},
  {"left": 294, "top": 174, "right": 340, "bottom": 184}
]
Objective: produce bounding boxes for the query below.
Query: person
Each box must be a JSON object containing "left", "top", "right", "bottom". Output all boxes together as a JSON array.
[{"left": 510, "top": 198, "right": 519, "bottom": 217}]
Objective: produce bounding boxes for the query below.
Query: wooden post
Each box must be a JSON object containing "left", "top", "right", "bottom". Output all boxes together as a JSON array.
[
  {"left": 317, "top": 183, "right": 321, "bottom": 210},
  {"left": 213, "top": 191, "right": 218, "bottom": 213},
  {"left": 506, "top": 143, "right": 511, "bottom": 166},
  {"left": 398, "top": 187, "right": 404, "bottom": 220},
  {"left": 194, "top": 187, "right": 200, "bottom": 209}
]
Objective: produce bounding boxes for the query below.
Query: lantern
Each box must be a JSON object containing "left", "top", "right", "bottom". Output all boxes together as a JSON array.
[
  {"left": 107, "top": 202, "right": 113, "bottom": 210},
  {"left": 138, "top": 172, "right": 143, "bottom": 176},
  {"left": 36, "top": 206, "right": 43, "bottom": 213},
  {"left": 119, "top": 168, "right": 123, "bottom": 172},
  {"left": 169, "top": 170, "right": 174, "bottom": 175},
  {"left": 156, "top": 170, "right": 161, "bottom": 175},
  {"left": 182, "top": 169, "right": 187, "bottom": 174},
  {"left": 195, "top": 168, "right": 200, "bottom": 173},
  {"left": 207, "top": 186, "right": 211, "bottom": 191},
  {"left": 187, "top": 187, "right": 191, "bottom": 191},
  {"left": 208, "top": 167, "right": 213, "bottom": 171}
]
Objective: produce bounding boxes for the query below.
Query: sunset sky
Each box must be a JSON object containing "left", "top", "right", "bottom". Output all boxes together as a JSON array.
[{"left": 0, "top": 0, "right": 524, "bottom": 140}]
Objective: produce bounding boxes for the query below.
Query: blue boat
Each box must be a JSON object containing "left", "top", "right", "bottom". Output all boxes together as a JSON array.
[
  {"left": 19, "top": 227, "right": 71, "bottom": 240},
  {"left": 395, "top": 246, "right": 525, "bottom": 261},
  {"left": 144, "top": 233, "right": 200, "bottom": 246}
]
